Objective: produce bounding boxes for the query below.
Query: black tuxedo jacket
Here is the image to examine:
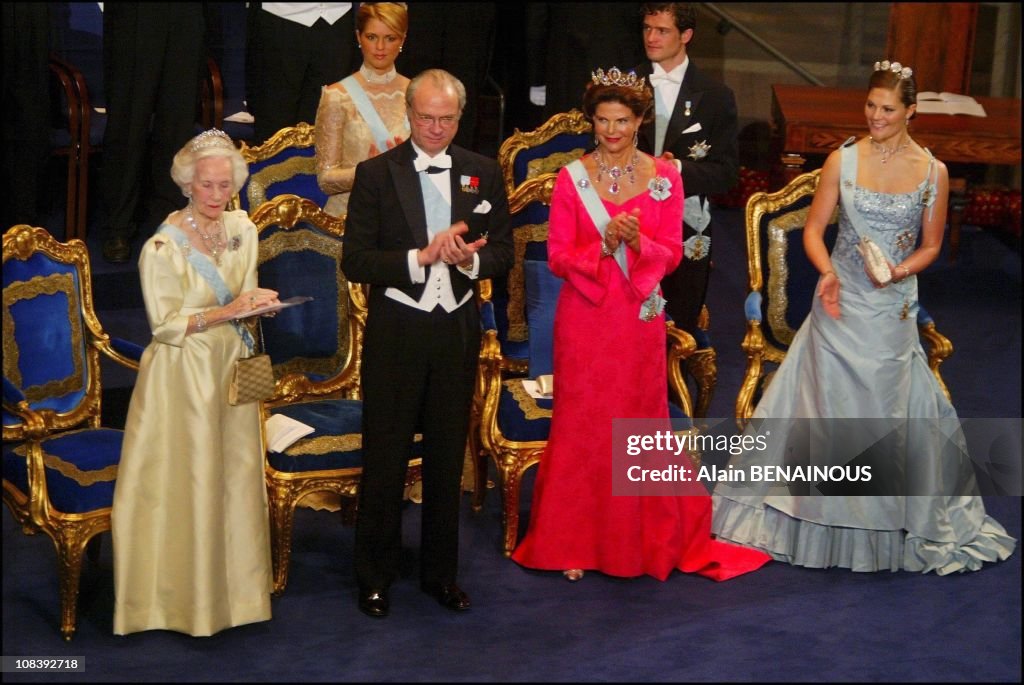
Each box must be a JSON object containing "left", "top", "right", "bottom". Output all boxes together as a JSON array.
[
  {"left": 635, "top": 60, "right": 739, "bottom": 206},
  {"left": 342, "top": 140, "right": 513, "bottom": 307}
]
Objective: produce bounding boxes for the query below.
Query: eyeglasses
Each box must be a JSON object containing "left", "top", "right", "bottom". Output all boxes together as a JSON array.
[{"left": 411, "top": 111, "right": 459, "bottom": 128}]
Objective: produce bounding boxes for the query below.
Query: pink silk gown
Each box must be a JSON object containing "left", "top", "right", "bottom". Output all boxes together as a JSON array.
[{"left": 512, "top": 158, "right": 771, "bottom": 581}]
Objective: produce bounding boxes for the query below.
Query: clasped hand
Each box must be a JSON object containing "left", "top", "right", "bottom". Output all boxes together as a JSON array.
[
  {"left": 605, "top": 208, "right": 642, "bottom": 253},
  {"left": 418, "top": 221, "right": 487, "bottom": 268}
]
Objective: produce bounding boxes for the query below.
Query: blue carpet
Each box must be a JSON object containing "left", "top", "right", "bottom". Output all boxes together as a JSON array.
[{"left": 3, "top": 209, "right": 1021, "bottom": 681}]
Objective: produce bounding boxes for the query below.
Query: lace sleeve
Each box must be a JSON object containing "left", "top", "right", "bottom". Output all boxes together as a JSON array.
[{"left": 315, "top": 86, "right": 356, "bottom": 196}]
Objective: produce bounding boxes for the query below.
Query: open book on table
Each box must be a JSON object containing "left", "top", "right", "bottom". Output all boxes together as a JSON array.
[{"left": 915, "top": 92, "right": 987, "bottom": 117}]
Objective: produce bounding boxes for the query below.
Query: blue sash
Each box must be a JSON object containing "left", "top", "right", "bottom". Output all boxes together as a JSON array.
[
  {"left": 565, "top": 160, "right": 666, "bottom": 321},
  {"left": 158, "top": 224, "right": 255, "bottom": 352},
  {"left": 341, "top": 75, "right": 402, "bottom": 153}
]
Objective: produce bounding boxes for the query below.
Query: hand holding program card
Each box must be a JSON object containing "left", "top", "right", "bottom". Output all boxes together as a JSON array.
[{"left": 246, "top": 295, "right": 313, "bottom": 318}]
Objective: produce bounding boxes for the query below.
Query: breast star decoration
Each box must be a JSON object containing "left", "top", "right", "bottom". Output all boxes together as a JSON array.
[{"left": 688, "top": 140, "right": 711, "bottom": 160}]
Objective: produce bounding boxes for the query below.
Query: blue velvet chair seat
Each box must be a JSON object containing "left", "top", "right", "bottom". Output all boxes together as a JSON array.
[
  {"left": 497, "top": 380, "right": 553, "bottom": 444},
  {"left": 237, "top": 123, "right": 325, "bottom": 213},
  {"left": 34, "top": 429, "right": 120, "bottom": 514},
  {"left": 268, "top": 399, "right": 423, "bottom": 474}
]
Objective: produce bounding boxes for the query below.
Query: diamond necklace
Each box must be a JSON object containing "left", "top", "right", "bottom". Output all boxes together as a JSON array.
[
  {"left": 186, "top": 203, "right": 226, "bottom": 265},
  {"left": 869, "top": 134, "right": 910, "bottom": 164},
  {"left": 595, "top": 148, "right": 639, "bottom": 195}
]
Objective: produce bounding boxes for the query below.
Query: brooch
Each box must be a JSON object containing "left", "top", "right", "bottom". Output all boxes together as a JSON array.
[
  {"left": 577, "top": 178, "right": 590, "bottom": 189},
  {"left": 687, "top": 140, "right": 710, "bottom": 160},
  {"left": 894, "top": 230, "right": 915, "bottom": 253},
  {"left": 684, "top": 234, "right": 710, "bottom": 260},
  {"left": 229, "top": 236, "right": 242, "bottom": 251},
  {"left": 460, "top": 175, "right": 480, "bottom": 194},
  {"left": 647, "top": 176, "right": 671, "bottom": 201},
  {"left": 843, "top": 179, "right": 854, "bottom": 189}
]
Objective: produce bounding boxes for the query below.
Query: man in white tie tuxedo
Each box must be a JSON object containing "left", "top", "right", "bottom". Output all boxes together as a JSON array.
[
  {"left": 342, "top": 69, "right": 513, "bottom": 618},
  {"left": 634, "top": 3, "right": 739, "bottom": 335}
]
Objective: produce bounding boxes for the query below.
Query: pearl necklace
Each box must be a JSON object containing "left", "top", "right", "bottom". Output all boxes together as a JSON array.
[
  {"left": 186, "top": 203, "right": 226, "bottom": 265},
  {"left": 869, "top": 134, "right": 910, "bottom": 164},
  {"left": 595, "top": 148, "right": 639, "bottom": 195},
  {"left": 360, "top": 63, "right": 397, "bottom": 85}
]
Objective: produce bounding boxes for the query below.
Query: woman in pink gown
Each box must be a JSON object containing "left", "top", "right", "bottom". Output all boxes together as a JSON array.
[{"left": 512, "top": 68, "right": 770, "bottom": 582}]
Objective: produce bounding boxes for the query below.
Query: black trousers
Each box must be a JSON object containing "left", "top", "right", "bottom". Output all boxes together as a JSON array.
[
  {"left": 354, "top": 299, "right": 480, "bottom": 591},
  {"left": 246, "top": 7, "right": 356, "bottom": 145},
  {"left": 661, "top": 219, "right": 714, "bottom": 335},
  {"left": 1, "top": 3, "right": 51, "bottom": 229},
  {"left": 101, "top": 3, "right": 205, "bottom": 241}
]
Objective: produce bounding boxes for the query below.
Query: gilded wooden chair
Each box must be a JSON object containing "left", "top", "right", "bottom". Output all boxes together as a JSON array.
[
  {"left": 736, "top": 170, "right": 953, "bottom": 428},
  {"left": 237, "top": 123, "right": 327, "bottom": 214},
  {"left": 250, "top": 195, "right": 421, "bottom": 595},
  {"left": 475, "top": 178, "right": 698, "bottom": 556},
  {"left": 2, "top": 225, "right": 142, "bottom": 640}
]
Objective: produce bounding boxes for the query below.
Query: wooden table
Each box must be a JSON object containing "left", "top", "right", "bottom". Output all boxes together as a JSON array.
[{"left": 771, "top": 84, "right": 1022, "bottom": 260}]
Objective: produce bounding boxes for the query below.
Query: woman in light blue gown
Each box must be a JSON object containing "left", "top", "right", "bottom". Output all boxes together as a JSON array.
[{"left": 711, "top": 60, "right": 1016, "bottom": 574}]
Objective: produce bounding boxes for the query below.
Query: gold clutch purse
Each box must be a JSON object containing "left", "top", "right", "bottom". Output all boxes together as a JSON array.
[{"left": 228, "top": 319, "right": 275, "bottom": 405}]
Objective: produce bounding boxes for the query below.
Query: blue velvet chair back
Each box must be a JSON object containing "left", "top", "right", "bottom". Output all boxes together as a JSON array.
[
  {"left": 749, "top": 174, "right": 839, "bottom": 354},
  {"left": 497, "top": 109, "right": 593, "bottom": 198},
  {"left": 249, "top": 195, "right": 359, "bottom": 401},
  {"left": 3, "top": 227, "right": 99, "bottom": 438},
  {"left": 237, "top": 123, "right": 327, "bottom": 214}
]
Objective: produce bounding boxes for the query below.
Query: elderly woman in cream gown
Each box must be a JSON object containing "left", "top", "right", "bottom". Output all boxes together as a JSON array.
[{"left": 112, "top": 129, "right": 279, "bottom": 636}]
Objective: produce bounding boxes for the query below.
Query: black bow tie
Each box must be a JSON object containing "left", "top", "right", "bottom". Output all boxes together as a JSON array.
[{"left": 423, "top": 165, "right": 448, "bottom": 174}]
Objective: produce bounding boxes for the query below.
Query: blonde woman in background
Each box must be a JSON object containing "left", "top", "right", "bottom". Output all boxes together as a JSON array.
[{"left": 315, "top": 2, "right": 411, "bottom": 218}]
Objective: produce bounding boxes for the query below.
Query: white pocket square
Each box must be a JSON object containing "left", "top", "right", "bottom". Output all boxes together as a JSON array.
[
  {"left": 682, "top": 122, "right": 702, "bottom": 134},
  {"left": 473, "top": 200, "right": 492, "bottom": 214}
]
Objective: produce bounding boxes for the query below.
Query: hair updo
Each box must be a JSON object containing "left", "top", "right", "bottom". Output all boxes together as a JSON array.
[{"left": 868, "top": 64, "right": 918, "bottom": 118}]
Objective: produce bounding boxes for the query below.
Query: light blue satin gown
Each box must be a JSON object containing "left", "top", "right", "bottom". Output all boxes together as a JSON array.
[{"left": 711, "top": 145, "right": 1016, "bottom": 574}]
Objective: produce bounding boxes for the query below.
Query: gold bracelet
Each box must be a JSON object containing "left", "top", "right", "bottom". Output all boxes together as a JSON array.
[
  {"left": 822, "top": 270, "right": 836, "bottom": 278},
  {"left": 896, "top": 264, "right": 911, "bottom": 281}
]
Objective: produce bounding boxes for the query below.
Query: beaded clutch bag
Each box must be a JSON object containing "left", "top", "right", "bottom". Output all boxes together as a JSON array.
[{"left": 856, "top": 236, "right": 892, "bottom": 286}]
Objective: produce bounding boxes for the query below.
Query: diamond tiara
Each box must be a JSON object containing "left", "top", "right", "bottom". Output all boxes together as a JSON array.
[
  {"left": 874, "top": 60, "right": 913, "bottom": 80},
  {"left": 590, "top": 67, "right": 647, "bottom": 92},
  {"left": 188, "top": 128, "right": 234, "bottom": 153}
]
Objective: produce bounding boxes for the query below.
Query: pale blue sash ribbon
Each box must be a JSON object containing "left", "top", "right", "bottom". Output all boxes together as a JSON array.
[
  {"left": 341, "top": 75, "right": 404, "bottom": 153},
  {"left": 565, "top": 160, "right": 665, "bottom": 321},
  {"left": 653, "top": 86, "right": 669, "bottom": 158},
  {"left": 158, "top": 224, "right": 255, "bottom": 351}
]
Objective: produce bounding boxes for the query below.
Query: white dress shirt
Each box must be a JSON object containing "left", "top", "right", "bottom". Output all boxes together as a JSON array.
[{"left": 260, "top": 3, "right": 352, "bottom": 27}]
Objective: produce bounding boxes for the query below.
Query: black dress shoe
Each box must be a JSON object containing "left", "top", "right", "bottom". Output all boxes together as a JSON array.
[
  {"left": 358, "top": 588, "right": 389, "bottom": 618},
  {"left": 102, "top": 236, "right": 131, "bottom": 264},
  {"left": 421, "top": 582, "right": 470, "bottom": 611}
]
